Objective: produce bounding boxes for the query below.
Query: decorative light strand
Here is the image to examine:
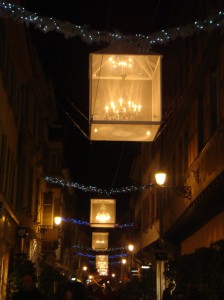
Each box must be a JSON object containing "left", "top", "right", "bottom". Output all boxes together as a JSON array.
[
  {"left": 0, "top": 1, "right": 223, "bottom": 50},
  {"left": 46, "top": 176, "right": 152, "bottom": 195},
  {"left": 64, "top": 217, "right": 134, "bottom": 228},
  {"left": 76, "top": 251, "right": 128, "bottom": 259},
  {"left": 88, "top": 260, "right": 123, "bottom": 265},
  {"left": 72, "top": 244, "right": 130, "bottom": 252}
]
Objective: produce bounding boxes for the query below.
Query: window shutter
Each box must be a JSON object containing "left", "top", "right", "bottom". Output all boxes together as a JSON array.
[{"left": 42, "top": 192, "right": 53, "bottom": 226}]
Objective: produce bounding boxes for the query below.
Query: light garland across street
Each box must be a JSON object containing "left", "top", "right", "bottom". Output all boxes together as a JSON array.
[
  {"left": 63, "top": 217, "right": 134, "bottom": 228},
  {"left": 0, "top": 1, "right": 223, "bottom": 50},
  {"left": 46, "top": 176, "right": 153, "bottom": 195}
]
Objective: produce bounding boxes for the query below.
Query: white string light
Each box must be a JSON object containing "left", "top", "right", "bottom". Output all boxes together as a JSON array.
[
  {"left": 0, "top": 1, "right": 223, "bottom": 50},
  {"left": 45, "top": 176, "right": 152, "bottom": 195}
]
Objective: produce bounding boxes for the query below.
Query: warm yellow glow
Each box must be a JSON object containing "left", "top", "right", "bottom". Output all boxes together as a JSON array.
[
  {"left": 54, "top": 216, "right": 62, "bottom": 225},
  {"left": 122, "top": 258, "right": 127, "bottom": 264},
  {"left": 108, "top": 56, "right": 133, "bottom": 70},
  {"left": 104, "top": 55, "right": 142, "bottom": 121},
  {"left": 96, "top": 240, "right": 105, "bottom": 244},
  {"left": 146, "top": 131, "right": 151, "bottom": 136},
  {"left": 96, "top": 204, "right": 111, "bottom": 222},
  {"left": 112, "top": 273, "right": 116, "bottom": 277},
  {"left": 155, "top": 172, "right": 167, "bottom": 186},
  {"left": 94, "top": 128, "right": 98, "bottom": 133},
  {"left": 104, "top": 98, "right": 142, "bottom": 121},
  {"left": 128, "top": 244, "right": 134, "bottom": 252},
  {"left": 90, "top": 49, "right": 162, "bottom": 142},
  {"left": 83, "top": 266, "right": 87, "bottom": 271}
]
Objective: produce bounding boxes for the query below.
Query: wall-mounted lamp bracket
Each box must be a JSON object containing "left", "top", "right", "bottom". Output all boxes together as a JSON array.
[
  {"left": 38, "top": 225, "right": 52, "bottom": 235},
  {"left": 177, "top": 186, "right": 191, "bottom": 199},
  {"left": 192, "top": 169, "right": 200, "bottom": 182}
]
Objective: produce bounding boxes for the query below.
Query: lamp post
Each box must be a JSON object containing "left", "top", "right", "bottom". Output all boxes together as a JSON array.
[
  {"left": 153, "top": 171, "right": 192, "bottom": 300},
  {"left": 121, "top": 258, "right": 127, "bottom": 281},
  {"left": 154, "top": 171, "right": 167, "bottom": 300},
  {"left": 128, "top": 244, "right": 134, "bottom": 274}
]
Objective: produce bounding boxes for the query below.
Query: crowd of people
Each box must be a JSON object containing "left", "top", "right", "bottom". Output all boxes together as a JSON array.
[
  {"left": 11, "top": 274, "right": 141, "bottom": 300},
  {"left": 11, "top": 273, "right": 224, "bottom": 300}
]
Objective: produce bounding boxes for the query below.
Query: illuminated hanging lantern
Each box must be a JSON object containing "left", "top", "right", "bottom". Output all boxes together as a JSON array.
[
  {"left": 90, "top": 199, "right": 116, "bottom": 228},
  {"left": 89, "top": 42, "right": 162, "bottom": 142},
  {"left": 96, "top": 255, "right": 108, "bottom": 276},
  {"left": 92, "top": 232, "right": 109, "bottom": 250}
]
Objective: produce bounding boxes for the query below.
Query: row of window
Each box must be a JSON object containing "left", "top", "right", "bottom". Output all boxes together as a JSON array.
[
  {"left": 0, "top": 19, "right": 56, "bottom": 220},
  {"left": 140, "top": 22, "right": 222, "bottom": 231}
]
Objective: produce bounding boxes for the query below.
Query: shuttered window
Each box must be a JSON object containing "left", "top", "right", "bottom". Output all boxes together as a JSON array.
[{"left": 41, "top": 192, "right": 53, "bottom": 226}]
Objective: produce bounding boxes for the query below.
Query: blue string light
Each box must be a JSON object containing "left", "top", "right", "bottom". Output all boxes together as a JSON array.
[
  {"left": 72, "top": 244, "right": 129, "bottom": 252},
  {"left": 63, "top": 218, "right": 134, "bottom": 228},
  {"left": 75, "top": 251, "right": 128, "bottom": 259}
]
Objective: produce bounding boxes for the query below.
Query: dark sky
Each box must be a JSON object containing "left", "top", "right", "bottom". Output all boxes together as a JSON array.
[{"left": 23, "top": 0, "right": 179, "bottom": 222}]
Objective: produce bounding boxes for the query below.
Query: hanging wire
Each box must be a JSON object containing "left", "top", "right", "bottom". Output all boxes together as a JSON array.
[
  {"left": 57, "top": 101, "right": 89, "bottom": 140},
  {"left": 57, "top": 89, "right": 89, "bottom": 122},
  {"left": 109, "top": 142, "right": 126, "bottom": 191}
]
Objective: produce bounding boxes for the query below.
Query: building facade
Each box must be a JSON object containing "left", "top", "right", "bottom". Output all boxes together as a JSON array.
[
  {"left": 129, "top": 1, "right": 224, "bottom": 299},
  {"left": 0, "top": 4, "right": 72, "bottom": 298}
]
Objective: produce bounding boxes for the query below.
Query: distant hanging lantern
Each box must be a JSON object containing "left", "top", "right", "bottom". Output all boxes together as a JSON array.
[
  {"left": 90, "top": 199, "right": 116, "bottom": 228},
  {"left": 96, "top": 255, "right": 108, "bottom": 276},
  {"left": 92, "top": 232, "right": 109, "bottom": 250},
  {"left": 89, "top": 42, "right": 162, "bottom": 142}
]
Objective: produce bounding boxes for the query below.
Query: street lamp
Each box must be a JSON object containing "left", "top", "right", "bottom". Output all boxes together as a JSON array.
[
  {"left": 153, "top": 172, "right": 167, "bottom": 300},
  {"left": 121, "top": 258, "right": 127, "bottom": 265},
  {"left": 153, "top": 170, "right": 191, "bottom": 300},
  {"left": 54, "top": 216, "right": 62, "bottom": 226},
  {"left": 155, "top": 171, "right": 167, "bottom": 186},
  {"left": 128, "top": 244, "right": 134, "bottom": 252},
  {"left": 128, "top": 244, "right": 134, "bottom": 272},
  {"left": 83, "top": 266, "right": 88, "bottom": 271}
]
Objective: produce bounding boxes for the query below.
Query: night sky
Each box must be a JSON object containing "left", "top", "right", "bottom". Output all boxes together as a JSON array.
[{"left": 23, "top": 0, "right": 179, "bottom": 222}]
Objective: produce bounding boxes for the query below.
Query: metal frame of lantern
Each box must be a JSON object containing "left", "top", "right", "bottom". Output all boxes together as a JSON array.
[
  {"left": 89, "top": 42, "right": 162, "bottom": 142},
  {"left": 90, "top": 199, "right": 116, "bottom": 228},
  {"left": 92, "top": 232, "right": 109, "bottom": 250}
]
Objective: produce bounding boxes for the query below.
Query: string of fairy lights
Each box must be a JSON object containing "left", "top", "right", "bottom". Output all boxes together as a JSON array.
[
  {"left": 0, "top": 1, "right": 223, "bottom": 51},
  {"left": 63, "top": 217, "right": 134, "bottom": 228},
  {"left": 72, "top": 244, "right": 129, "bottom": 252},
  {"left": 46, "top": 176, "right": 153, "bottom": 195},
  {"left": 72, "top": 245, "right": 129, "bottom": 265}
]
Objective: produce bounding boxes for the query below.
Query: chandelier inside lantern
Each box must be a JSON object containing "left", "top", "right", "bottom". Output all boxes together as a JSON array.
[
  {"left": 104, "top": 99, "right": 142, "bottom": 121},
  {"left": 90, "top": 199, "right": 116, "bottom": 228},
  {"left": 104, "top": 56, "right": 142, "bottom": 121},
  {"left": 92, "top": 232, "right": 109, "bottom": 250},
  {"left": 96, "top": 204, "right": 111, "bottom": 222}
]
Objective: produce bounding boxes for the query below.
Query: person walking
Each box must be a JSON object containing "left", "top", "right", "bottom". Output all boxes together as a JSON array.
[
  {"left": 62, "top": 281, "right": 86, "bottom": 300},
  {"left": 162, "top": 282, "right": 176, "bottom": 300},
  {"left": 11, "top": 274, "right": 47, "bottom": 300}
]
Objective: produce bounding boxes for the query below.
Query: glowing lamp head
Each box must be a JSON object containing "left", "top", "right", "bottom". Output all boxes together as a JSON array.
[
  {"left": 54, "top": 216, "right": 62, "bottom": 225},
  {"left": 155, "top": 172, "right": 167, "bottom": 186},
  {"left": 128, "top": 244, "right": 134, "bottom": 251}
]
